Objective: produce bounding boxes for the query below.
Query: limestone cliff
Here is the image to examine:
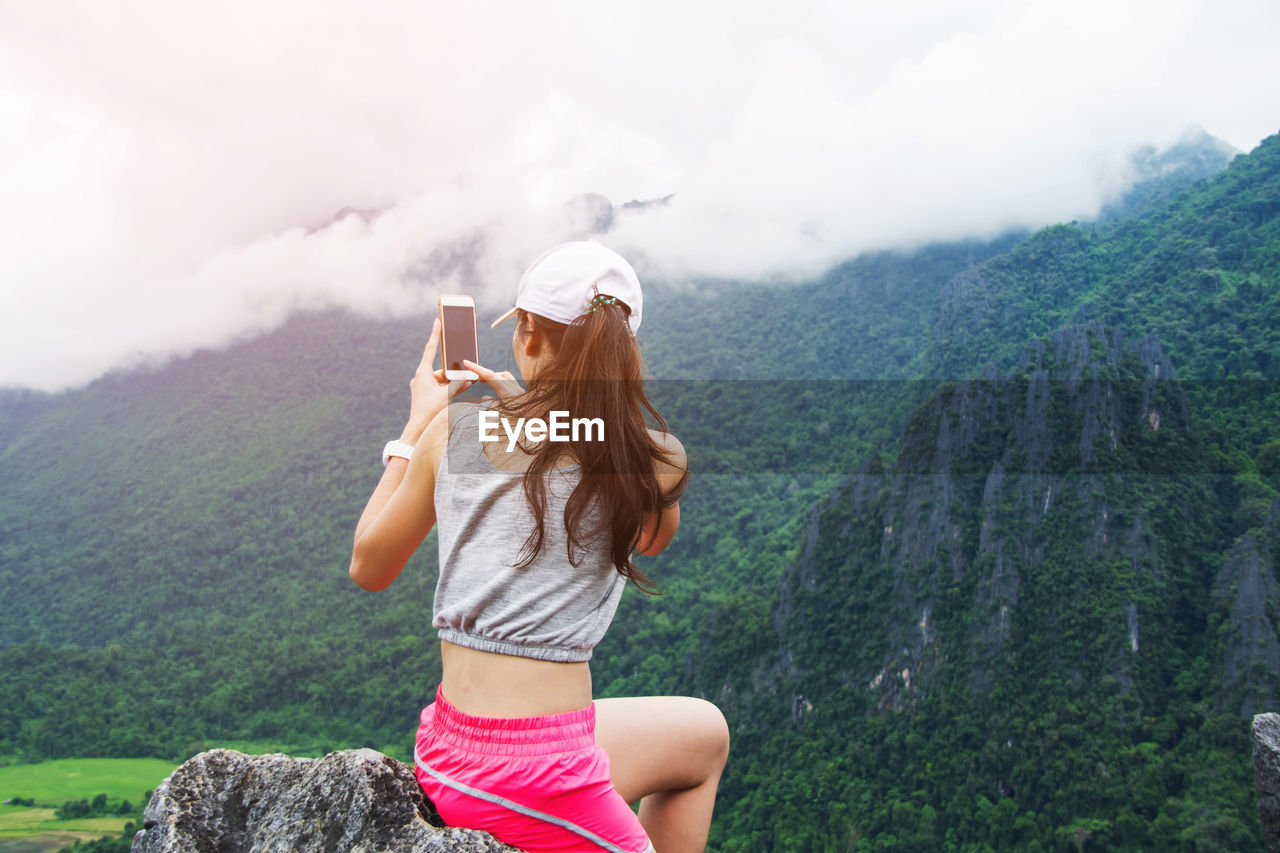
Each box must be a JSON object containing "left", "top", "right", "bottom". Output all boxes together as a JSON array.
[
  {"left": 1216, "top": 498, "right": 1280, "bottom": 716},
  {"left": 773, "top": 322, "right": 1202, "bottom": 714}
]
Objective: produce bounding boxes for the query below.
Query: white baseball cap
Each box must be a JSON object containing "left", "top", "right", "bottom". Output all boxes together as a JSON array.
[{"left": 490, "top": 241, "right": 643, "bottom": 334}]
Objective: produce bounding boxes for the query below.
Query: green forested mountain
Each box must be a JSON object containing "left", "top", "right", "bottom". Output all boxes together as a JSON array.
[
  {"left": 1, "top": 131, "right": 1278, "bottom": 851},
  {"left": 713, "top": 325, "right": 1272, "bottom": 850},
  {"left": 1098, "top": 127, "right": 1239, "bottom": 223},
  {"left": 931, "top": 134, "right": 1280, "bottom": 384}
]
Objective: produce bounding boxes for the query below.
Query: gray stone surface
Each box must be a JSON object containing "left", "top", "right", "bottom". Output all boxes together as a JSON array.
[
  {"left": 131, "top": 748, "right": 520, "bottom": 853},
  {"left": 1254, "top": 713, "right": 1280, "bottom": 853}
]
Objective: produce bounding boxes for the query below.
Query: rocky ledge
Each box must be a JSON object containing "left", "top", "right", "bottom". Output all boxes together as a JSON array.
[
  {"left": 1255, "top": 713, "right": 1280, "bottom": 852},
  {"left": 132, "top": 748, "right": 520, "bottom": 852}
]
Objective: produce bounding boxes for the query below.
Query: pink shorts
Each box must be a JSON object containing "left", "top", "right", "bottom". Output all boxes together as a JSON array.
[{"left": 414, "top": 687, "right": 654, "bottom": 853}]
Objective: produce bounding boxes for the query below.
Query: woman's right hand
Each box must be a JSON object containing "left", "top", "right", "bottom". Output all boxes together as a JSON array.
[
  {"left": 402, "top": 319, "right": 471, "bottom": 443},
  {"left": 462, "top": 360, "right": 525, "bottom": 401}
]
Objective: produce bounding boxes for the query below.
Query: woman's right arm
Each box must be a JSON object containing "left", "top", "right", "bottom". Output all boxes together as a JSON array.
[{"left": 350, "top": 318, "right": 464, "bottom": 591}]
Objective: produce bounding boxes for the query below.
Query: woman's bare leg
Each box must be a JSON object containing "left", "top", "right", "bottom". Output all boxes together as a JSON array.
[{"left": 594, "top": 696, "right": 730, "bottom": 853}]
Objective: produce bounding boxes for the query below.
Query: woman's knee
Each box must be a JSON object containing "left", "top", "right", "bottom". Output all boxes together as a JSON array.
[
  {"left": 686, "top": 698, "right": 730, "bottom": 772},
  {"left": 596, "top": 695, "right": 729, "bottom": 792}
]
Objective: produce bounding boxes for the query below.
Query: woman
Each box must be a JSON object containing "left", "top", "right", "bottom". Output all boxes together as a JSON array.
[{"left": 350, "top": 241, "right": 729, "bottom": 853}]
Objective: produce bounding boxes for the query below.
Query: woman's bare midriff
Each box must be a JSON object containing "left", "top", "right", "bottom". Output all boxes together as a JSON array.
[{"left": 440, "top": 639, "right": 594, "bottom": 718}]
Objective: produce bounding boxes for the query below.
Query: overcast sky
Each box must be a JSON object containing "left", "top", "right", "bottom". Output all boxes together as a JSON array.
[{"left": 1, "top": 0, "right": 1277, "bottom": 391}]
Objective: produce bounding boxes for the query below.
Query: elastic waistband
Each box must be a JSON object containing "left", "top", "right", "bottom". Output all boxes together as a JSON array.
[{"left": 428, "top": 686, "right": 596, "bottom": 756}]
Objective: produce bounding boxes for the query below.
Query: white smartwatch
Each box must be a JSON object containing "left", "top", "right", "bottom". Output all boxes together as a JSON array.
[{"left": 381, "top": 440, "right": 415, "bottom": 467}]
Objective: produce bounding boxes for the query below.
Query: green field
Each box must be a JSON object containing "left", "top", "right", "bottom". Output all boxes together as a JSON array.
[
  {"left": 0, "top": 758, "right": 173, "bottom": 849},
  {"left": 0, "top": 758, "right": 174, "bottom": 808},
  {"left": 0, "top": 805, "right": 131, "bottom": 848}
]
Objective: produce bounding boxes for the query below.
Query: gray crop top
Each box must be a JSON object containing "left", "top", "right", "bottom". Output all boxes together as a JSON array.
[{"left": 432, "top": 403, "right": 625, "bottom": 662}]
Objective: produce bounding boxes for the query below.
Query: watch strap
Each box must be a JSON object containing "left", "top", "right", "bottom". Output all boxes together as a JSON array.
[{"left": 381, "top": 439, "right": 415, "bottom": 467}]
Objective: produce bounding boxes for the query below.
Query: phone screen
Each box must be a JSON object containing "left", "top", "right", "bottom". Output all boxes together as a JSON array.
[{"left": 440, "top": 303, "right": 478, "bottom": 372}]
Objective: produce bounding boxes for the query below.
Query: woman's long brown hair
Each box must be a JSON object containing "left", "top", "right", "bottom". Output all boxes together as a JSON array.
[{"left": 499, "top": 302, "right": 686, "bottom": 593}]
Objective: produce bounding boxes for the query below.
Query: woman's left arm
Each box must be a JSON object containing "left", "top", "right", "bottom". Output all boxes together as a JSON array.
[
  {"left": 349, "top": 319, "right": 467, "bottom": 591},
  {"left": 636, "top": 431, "right": 687, "bottom": 556}
]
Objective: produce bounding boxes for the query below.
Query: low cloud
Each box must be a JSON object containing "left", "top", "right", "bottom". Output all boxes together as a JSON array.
[{"left": 0, "top": 0, "right": 1276, "bottom": 390}]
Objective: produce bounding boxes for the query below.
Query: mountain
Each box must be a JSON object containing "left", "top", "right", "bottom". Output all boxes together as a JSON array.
[
  {"left": 1099, "top": 126, "right": 1239, "bottom": 222},
  {"left": 712, "top": 323, "right": 1264, "bottom": 849},
  {"left": 2, "top": 129, "right": 1278, "bottom": 851},
  {"left": 930, "top": 133, "right": 1280, "bottom": 385}
]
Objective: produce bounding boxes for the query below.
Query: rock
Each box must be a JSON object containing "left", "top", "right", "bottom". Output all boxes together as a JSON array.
[
  {"left": 1254, "top": 714, "right": 1280, "bottom": 852},
  {"left": 131, "top": 748, "right": 520, "bottom": 852}
]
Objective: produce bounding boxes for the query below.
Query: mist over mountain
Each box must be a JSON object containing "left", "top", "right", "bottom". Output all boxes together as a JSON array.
[
  {"left": 0, "top": 122, "right": 1248, "bottom": 393},
  {"left": 2, "top": 131, "right": 1278, "bottom": 850},
  {"left": 1099, "top": 126, "right": 1240, "bottom": 221}
]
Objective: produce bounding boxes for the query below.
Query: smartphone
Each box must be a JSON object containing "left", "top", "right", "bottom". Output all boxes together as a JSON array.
[{"left": 438, "top": 294, "right": 479, "bottom": 381}]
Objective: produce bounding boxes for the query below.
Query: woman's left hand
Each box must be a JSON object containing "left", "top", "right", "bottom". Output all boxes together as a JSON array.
[
  {"left": 402, "top": 319, "right": 472, "bottom": 443},
  {"left": 461, "top": 359, "right": 525, "bottom": 401}
]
